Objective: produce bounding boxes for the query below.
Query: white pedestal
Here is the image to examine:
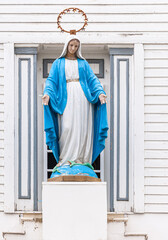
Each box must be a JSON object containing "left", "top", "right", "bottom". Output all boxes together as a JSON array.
[{"left": 42, "top": 182, "right": 107, "bottom": 240}]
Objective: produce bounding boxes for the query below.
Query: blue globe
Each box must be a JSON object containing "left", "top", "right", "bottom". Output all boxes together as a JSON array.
[{"left": 50, "top": 164, "right": 98, "bottom": 179}]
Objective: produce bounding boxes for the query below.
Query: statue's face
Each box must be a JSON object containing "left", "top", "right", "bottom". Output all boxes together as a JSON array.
[{"left": 67, "top": 39, "right": 80, "bottom": 55}]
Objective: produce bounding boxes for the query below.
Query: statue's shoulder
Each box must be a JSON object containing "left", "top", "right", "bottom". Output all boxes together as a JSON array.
[
  {"left": 78, "top": 58, "right": 89, "bottom": 67},
  {"left": 53, "top": 58, "right": 60, "bottom": 64},
  {"left": 52, "top": 58, "right": 63, "bottom": 68}
]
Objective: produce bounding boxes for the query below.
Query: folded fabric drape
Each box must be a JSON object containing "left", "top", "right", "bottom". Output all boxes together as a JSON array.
[{"left": 43, "top": 57, "right": 109, "bottom": 164}]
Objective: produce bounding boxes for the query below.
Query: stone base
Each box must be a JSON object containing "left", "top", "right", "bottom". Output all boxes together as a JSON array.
[
  {"left": 47, "top": 175, "right": 101, "bottom": 182},
  {"left": 42, "top": 182, "right": 107, "bottom": 240}
]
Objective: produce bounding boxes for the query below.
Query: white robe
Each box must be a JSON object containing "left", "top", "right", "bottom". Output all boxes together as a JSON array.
[{"left": 57, "top": 59, "right": 93, "bottom": 166}]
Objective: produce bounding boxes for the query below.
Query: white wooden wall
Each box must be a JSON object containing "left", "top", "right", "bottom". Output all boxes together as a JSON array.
[
  {"left": 0, "top": 0, "right": 168, "bottom": 33},
  {"left": 0, "top": 0, "right": 168, "bottom": 213},
  {"left": 0, "top": 44, "right": 4, "bottom": 212},
  {"left": 1, "top": 0, "right": 168, "bottom": 43},
  {"left": 144, "top": 45, "right": 168, "bottom": 213}
]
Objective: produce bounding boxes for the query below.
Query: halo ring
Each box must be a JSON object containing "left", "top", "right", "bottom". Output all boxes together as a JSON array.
[{"left": 57, "top": 7, "right": 88, "bottom": 34}]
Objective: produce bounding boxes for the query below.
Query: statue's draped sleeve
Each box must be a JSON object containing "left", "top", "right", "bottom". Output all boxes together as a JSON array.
[
  {"left": 43, "top": 59, "right": 60, "bottom": 162},
  {"left": 82, "top": 60, "right": 109, "bottom": 162}
]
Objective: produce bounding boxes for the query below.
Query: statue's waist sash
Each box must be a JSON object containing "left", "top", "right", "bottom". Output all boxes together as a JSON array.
[{"left": 66, "top": 79, "right": 79, "bottom": 83}]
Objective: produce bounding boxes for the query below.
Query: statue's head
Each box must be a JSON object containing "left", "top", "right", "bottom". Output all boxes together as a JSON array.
[
  {"left": 58, "top": 35, "right": 85, "bottom": 60},
  {"left": 67, "top": 39, "right": 80, "bottom": 56}
]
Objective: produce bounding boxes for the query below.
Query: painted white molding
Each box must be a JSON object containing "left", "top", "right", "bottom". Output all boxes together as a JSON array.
[
  {"left": 4, "top": 43, "right": 15, "bottom": 212},
  {"left": 133, "top": 43, "right": 145, "bottom": 213}
]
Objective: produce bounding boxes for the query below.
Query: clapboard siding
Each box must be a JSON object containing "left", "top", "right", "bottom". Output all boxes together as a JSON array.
[
  {"left": 1, "top": 0, "right": 168, "bottom": 4},
  {"left": 0, "top": 44, "right": 4, "bottom": 212},
  {"left": 2, "top": 14, "right": 168, "bottom": 23},
  {"left": 1, "top": 3, "right": 168, "bottom": 33},
  {"left": 144, "top": 45, "right": 168, "bottom": 213}
]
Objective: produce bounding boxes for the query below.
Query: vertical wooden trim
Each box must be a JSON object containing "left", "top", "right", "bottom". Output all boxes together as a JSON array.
[
  {"left": 109, "top": 54, "right": 115, "bottom": 212},
  {"left": 33, "top": 53, "right": 38, "bottom": 211},
  {"left": 133, "top": 44, "right": 144, "bottom": 213},
  {"left": 4, "top": 43, "right": 15, "bottom": 212},
  {"left": 109, "top": 48, "right": 133, "bottom": 212},
  {"left": 18, "top": 58, "right": 31, "bottom": 199},
  {"left": 116, "top": 59, "right": 129, "bottom": 201}
]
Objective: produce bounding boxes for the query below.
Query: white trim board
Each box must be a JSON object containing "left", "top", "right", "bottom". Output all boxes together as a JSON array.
[
  {"left": 133, "top": 43, "right": 145, "bottom": 213},
  {"left": 4, "top": 43, "right": 15, "bottom": 212}
]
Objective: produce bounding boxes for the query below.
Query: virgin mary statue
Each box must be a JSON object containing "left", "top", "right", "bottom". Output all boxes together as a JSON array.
[{"left": 42, "top": 34, "right": 108, "bottom": 177}]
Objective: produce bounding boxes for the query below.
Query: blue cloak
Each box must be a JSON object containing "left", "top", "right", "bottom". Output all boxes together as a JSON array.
[{"left": 43, "top": 57, "right": 108, "bottom": 164}]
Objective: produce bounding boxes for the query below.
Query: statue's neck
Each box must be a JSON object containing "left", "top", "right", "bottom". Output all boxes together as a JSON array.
[{"left": 65, "top": 52, "right": 77, "bottom": 60}]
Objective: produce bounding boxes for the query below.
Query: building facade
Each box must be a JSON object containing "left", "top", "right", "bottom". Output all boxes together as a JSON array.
[{"left": 0, "top": 0, "right": 168, "bottom": 239}]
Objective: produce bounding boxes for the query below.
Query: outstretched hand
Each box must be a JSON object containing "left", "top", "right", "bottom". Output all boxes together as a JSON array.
[
  {"left": 99, "top": 94, "right": 107, "bottom": 104},
  {"left": 42, "top": 94, "right": 50, "bottom": 105}
]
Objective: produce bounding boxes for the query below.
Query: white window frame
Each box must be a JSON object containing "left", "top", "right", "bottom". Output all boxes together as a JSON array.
[
  {"left": 108, "top": 46, "right": 144, "bottom": 213},
  {"left": 4, "top": 43, "right": 39, "bottom": 212}
]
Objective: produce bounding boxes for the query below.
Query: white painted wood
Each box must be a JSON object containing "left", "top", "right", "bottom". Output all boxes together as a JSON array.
[
  {"left": 0, "top": 140, "right": 4, "bottom": 149},
  {"left": 145, "top": 96, "right": 168, "bottom": 104},
  {"left": 145, "top": 68, "right": 168, "bottom": 77},
  {"left": 15, "top": 55, "right": 34, "bottom": 211},
  {"left": 113, "top": 55, "right": 133, "bottom": 212},
  {"left": 145, "top": 141, "right": 168, "bottom": 150},
  {"left": 145, "top": 168, "right": 168, "bottom": 177},
  {"left": 145, "top": 114, "right": 168, "bottom": 123},
  {"left": 0, "top": 50, "right": 4, "bottom": 59},
  {"left": 145, "top": 51, "right": 168, "bottom": 59},
  {"left": 145, "top": 186, "right": 168, "bottom": 194},
  {"left": 4, "top": 43, "right": 15, "bottom": 213},
  {"left": 2, "top": 4, "right": 168, "bottom": 14},
  {"left": 0, "top": 193, "right": 4, "bottom": 202},
  {"left": 145, "top": 150, "right": 168, "bottom": 159},
  {"left": 145, "top": 132, "right": 168, "bottom": 140},
  {"left": 1, "top": 0, "right": 168, "bottom": 4},
  {"left": 0, "top": 0, "right": 168, "bottom": 219},
  {"left": 145, "top": 87, "right": 168, "bottom": 95},
  {"left": 0, "top": 68, "right": 4, "bottom": 77},
  {"left": 0, "top": 59, "right": 4, "bottom": 67},
  {"left": 1, "top": 2, "right": 168, "bottom": 14},
  {"left": 145, "top": 177, "right": 168, "bottom": 185},
  {"left": 145, "top": 59, "right": 168, "bottom": 68},
  {"left": 3, "top": 32, "right": 168, "bottom": 44},
  {"left": 21, "top": 60, "right": 29, "bottom": 197},
  {"left": 0, "top": 149, "right": 4, "bottom": 158},
  {"left": 0, "top": 202, "right": 4, "bottom": 211},
  {"left": 145, "top": 204, "right": 168, "bottom": 213},
  {"left": 144, "top": 44, "right": 168, "bottom": 49},
  {"left": 119, "top": 61, "right": 127, "bottom": 199},
  {"left": 3, "top": 23, "right": 168, "bottom": 33},
  {"left": 145, "top": 123, "right": 168, "bottom": 131},
  {"left": 0, "top": 85, "right": 4, "bottom": 94},
  {"left": 3, "top": 13, "right": 168, "bottom": 23},
  {"left": 0, "top": 113, "right": 4, "bottom": 122},
  {"left": 0, "top": 122, "right": 4, "bottom": 130},
  {"left": 145, "top": 159, "right": 168, "bottom": 168},
  {"left": 0, "top": 44, "right": 4, "bottom": 211},
  {"left": 133, "top": 44, "right": 144, "bottom": 213},
  {"left": 145, "top": 105, "right": 168, "bottom": 113},
  {"left": 0, "top": 166, "right": 4, "bottom": 176},
  {"left": 0, "top": 159, "right": 4, "bottom": 167}
]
